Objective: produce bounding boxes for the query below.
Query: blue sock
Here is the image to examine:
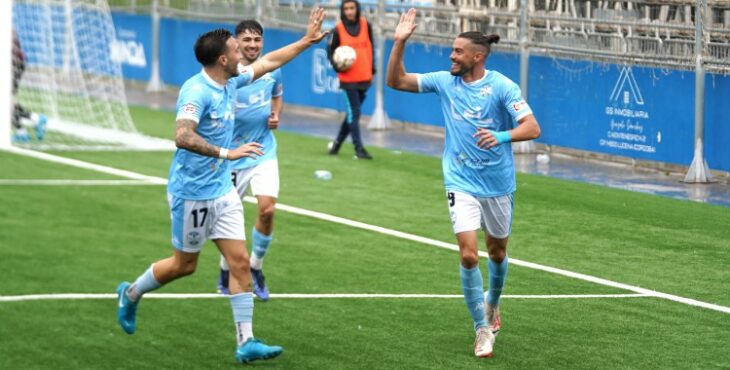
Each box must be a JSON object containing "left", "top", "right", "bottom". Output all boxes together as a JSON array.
[
  {"left": 460, "top": 264, "right": 487, "bottom": 330},
  {"left": 251, "top": 227, "right": 272, "bottom": 259},
  {"left": 128, "top": 265, "right": 161, "bottom": 301},
  {"left": 230, "top": 292, "right": 254, "bottom": 345},
  {"left": 487, "top": 256, "right": 509, "bottom": 306}
]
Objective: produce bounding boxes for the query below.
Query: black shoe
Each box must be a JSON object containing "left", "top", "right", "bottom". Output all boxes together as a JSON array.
[
  {"left": 355, "top": 148, "right": 373, "bottom": 160},
  {"left": 328, "top": 141, "right": 341, "bottom": 155}
]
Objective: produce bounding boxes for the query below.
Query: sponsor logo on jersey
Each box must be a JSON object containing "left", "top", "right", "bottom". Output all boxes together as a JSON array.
[{"left": 480, "top": 86, "right": 492, "bottom": 96}]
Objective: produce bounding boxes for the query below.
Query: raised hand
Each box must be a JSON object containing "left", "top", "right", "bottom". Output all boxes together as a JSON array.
[
  {"left": 304, "top": 7, "right": 329, "bottom": 44},
  {"left": 229, "top": 142, "right": 264, "bottom": 160},
  {"left": 394, "top": 8, "right": 417, "bottom": 42}
]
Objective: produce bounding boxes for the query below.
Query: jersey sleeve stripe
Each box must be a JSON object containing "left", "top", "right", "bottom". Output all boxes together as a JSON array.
[{"left": 176, "top": 113, "right": 200, "bottom": 123}]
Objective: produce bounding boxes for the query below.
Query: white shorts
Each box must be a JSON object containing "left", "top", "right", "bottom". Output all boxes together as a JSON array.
[
  {"left": 446, "top": 191, "right": 514, "bottom": 238},
  {"left": 168, "top": 188, "right": 245, "bottom": 253},
  {"left": 231, "top": 159, "right": 279, "bottom": 199}
]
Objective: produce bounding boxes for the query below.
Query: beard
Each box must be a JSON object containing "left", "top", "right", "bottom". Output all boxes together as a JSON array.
[
  {"left": 450, "top": 63, "right": 469, "bottom": 77},
  {"left": 449, "top": 62, "right": 474, "bottom": 77},
  {"left": 225, "top": 62, "right": 240, "bottom": 78}
]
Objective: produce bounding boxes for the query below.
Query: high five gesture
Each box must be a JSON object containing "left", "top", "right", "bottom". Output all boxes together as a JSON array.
[
  {"left": 304, "top": 7, "right": 330, "bottom": 44},
  {"left": 386, "top": 8, "right": 420, "bottom": 92},
  {"left": 394, "top": 8, "right": 417, "bottom": 42}
]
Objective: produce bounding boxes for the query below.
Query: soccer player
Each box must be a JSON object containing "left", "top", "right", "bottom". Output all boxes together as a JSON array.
[
  {"left": 11, "top": 28, "right": 47, "bottom": 143},
  {"left": 216, "top": 20, "right": 284, "bottom": 301},
  {"left": 116, "top": 8, "right": 328, "bottom": 364},
  {"left": 326, "top": 0, "right": 375, "bottom": 159},
  {"left": 386, "top": 9, "right": 541, "bottom": 358}
]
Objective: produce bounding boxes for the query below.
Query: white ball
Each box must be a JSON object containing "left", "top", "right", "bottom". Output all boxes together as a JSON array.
[
  {"left": 536, "top": 154, "right": 551, "bottom": 164},
  {"left": 333, "top": 45, "right": 356, "bottom": 71}
]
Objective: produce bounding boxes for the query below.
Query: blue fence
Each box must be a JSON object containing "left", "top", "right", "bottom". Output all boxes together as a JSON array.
[{"left": 110, "top": 12, "right": 729, "bottom": 172}]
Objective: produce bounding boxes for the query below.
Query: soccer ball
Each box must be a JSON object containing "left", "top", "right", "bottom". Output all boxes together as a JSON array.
[{"left": 333, "top": 45, "right": 356, "bottom": 71}]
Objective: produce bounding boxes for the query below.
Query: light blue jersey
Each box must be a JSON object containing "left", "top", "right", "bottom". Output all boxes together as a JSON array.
[
  {"left": 418, "top": 70, "right": 532, "bottom": 197},
  {"left": 231, "top": 68, "right": 283, "bottom": 170},
  {"left": 168, "top": 67, "right": 254, "bottom": 200}
]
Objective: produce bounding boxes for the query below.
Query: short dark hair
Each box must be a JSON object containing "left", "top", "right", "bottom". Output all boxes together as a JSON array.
[
  {"left": 194, "top": 28, "right": 233, "bottom": 67},
  {"left": 457, "top": 32, "right": 500, "bottom": 55},
  {"left": 235, "top": 20, "right": 264, "bottom": 37}
]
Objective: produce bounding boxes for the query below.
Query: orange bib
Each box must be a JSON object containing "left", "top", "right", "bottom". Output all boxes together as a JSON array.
[{"left": 335, "top": 17, "right": 373, "bottom": 83}]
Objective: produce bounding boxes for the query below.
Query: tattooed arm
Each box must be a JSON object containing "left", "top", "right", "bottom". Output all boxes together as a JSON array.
[
  {"left": 175, "top": 119, "right": 221, "bottom": 157},
  {"left": 174, "top": 119, "right": 263, "bottom": 160}
]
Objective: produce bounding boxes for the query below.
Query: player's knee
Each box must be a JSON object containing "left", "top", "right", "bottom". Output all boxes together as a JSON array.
[
  {"left": 258, "top": 204, "right": 276, "bottom": 225},
  {"left": 226, "top": 253, "right": 249, "bottom": 272},
  {"left": 488, "top": 249, "right": 507, "bottom": 263},
  {"left": 460, "top": 252, "right": 479, "bottom": 268},
  {"left": 175, "top": 259, "right": 198, "bottom": 276}
]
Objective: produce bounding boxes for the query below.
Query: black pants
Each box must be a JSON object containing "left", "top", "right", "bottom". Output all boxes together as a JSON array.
[{"left": 334, "top": 87, "right": 368, "bottom": 151}]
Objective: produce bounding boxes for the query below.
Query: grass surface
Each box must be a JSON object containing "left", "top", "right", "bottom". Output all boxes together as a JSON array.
[{"left": 1, "top": 106, "right": 729, "bottom": 369}]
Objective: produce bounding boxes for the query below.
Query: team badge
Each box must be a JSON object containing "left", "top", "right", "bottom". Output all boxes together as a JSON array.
[{"left": 187, "top": 231, "right": 202, "bottom": 246}]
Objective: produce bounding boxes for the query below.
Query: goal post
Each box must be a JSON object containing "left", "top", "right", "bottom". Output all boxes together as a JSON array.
[{"left": 7, "top": 0, "right": 173, "bottom": 151}]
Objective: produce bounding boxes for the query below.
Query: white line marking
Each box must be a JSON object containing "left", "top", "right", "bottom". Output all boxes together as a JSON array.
[
  {"left": 0, "top": 293, "right": 653, "bottom": 302},
  {"left": 260, "top": 198, "right": 730, "bottom": 314},
  {"left": 0, "top": 179, "right": 159, "bottom": 186},
  {"left": 1, "top": 147, "right": 167, "bottom": 185},
  {"left": 3, "top": 148, "right": 729, "bottom": 315}
]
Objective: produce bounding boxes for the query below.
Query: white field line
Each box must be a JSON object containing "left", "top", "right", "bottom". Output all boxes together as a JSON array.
[
  {"left": 0, "top": 293, "right": 652, "bottom": 302},
  {"left": 2, "top": 146, "right": 167, "bottom": 185},
  {"left": 3, "top": 147, "right": 729, "bottom": 315},
  {"left": 0, "top": 179, "right": 159, "bottom": 186}
]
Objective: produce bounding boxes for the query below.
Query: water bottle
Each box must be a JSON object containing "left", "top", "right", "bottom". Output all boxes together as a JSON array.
[{"left": 314, "top": 170, "right": 332, "bottom": 181}]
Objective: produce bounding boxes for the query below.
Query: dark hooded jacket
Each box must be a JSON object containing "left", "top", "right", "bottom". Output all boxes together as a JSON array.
[{"left": 327, "top": 0, "right": 375, "bottom": 89}]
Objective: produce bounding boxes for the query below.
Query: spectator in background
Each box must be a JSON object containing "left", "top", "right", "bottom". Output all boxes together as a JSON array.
[{"left": 327, "top": 0, "right": 374, "bottom": 159}]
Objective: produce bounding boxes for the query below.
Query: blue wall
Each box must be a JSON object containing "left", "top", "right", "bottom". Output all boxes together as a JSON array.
[
  {"left": 110, "top": 12, "right": 729, "bottom": 172},
  {"left": 112, "top": 12, "right": 153, "bottom": 80},
  {"left": 529, "top": 58, "right": 695, "bottom": 165}
]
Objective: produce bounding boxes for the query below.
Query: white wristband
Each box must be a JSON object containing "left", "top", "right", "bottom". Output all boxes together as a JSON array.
[{"left": 219, "top": 148, "right": 229, "bottom": 159}]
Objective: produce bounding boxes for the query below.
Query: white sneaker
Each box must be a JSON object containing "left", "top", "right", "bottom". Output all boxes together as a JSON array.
[
  {"left": 486, "top": 303, "right": 501, "bottom": 336},
  {"left": 474, "top": 326, "right": 495, "bottom": 358}
]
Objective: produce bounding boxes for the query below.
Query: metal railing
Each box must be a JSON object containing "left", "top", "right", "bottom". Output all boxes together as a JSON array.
[
  {"left": 110, "top": 0, "right": 730, "bottom": 72},
  {"left": 110, "top": 0, "right": 723, "bottom": 181}
]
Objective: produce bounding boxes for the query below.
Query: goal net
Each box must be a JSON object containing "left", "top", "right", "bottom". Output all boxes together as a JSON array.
[{"left": 7, "top": 0, "right": 173, "bottom": 151}]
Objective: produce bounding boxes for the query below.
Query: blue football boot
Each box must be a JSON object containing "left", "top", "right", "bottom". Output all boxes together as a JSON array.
[
  {"left": 250, "top": 268, "right": 269, "bottom": 301},
  {"left": 116, "top": 281, "right": 138, "bottom": 334},
  {"left": 235, "top": 338, "right": 283, "bottom": 363}
]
